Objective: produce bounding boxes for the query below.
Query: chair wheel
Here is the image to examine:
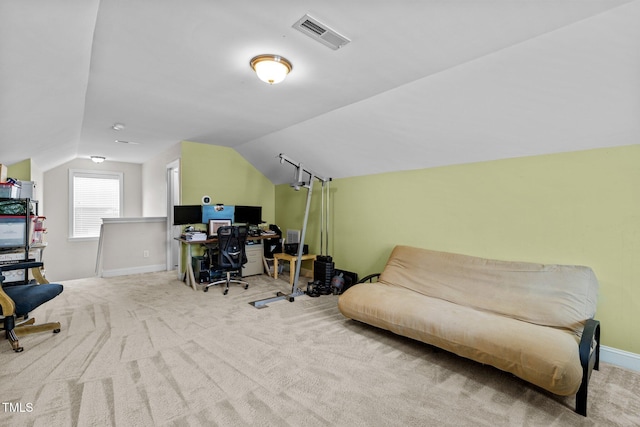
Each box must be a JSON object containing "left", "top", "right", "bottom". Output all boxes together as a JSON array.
[
  {"left": 53, "top": 329, "right": 60, "bottom": 333},
  {"left": 223, "top": 289, "right": 228, "bottom": 295},
  {"left": 204, "top": 287, "right": 208, "bottom": 292},
  {"left": 244, "top": 285, "right": 249, "bottom": 289},
  {"left": 14, "top": 346, "right": 24, "bottom": 352}
]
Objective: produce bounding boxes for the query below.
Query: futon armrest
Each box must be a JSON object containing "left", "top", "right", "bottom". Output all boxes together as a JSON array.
[
  {"left": 579, "top": 318, "right": 600, "bottom": 370},
  {"left": 358, "top": 273, "right": 381, "bottom": 284},
  {"left": 576, "top": 318, "right": 600, "bottom": 416}
]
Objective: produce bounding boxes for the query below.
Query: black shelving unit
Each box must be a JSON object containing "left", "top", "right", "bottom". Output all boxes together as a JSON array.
[{"left": 0, "top": 198, "right": 36, "bottom": 284}]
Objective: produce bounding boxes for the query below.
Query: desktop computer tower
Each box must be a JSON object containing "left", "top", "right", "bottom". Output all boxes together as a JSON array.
[
  {"left": 192, "top": 256, "right": 210, "bottom": 283},
  {"left": 263, "top": 224, "right": 283, "bottom": 258}
]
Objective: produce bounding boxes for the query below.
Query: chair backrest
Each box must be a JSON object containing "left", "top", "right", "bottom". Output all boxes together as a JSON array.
[{"left": 216, "top": 226, "right": 248, "bottom": 269}]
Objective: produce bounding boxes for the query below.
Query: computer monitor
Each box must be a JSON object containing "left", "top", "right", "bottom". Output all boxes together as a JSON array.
[
  {"left": 208, "top": 219, "right": 231, "bottom": 237},
  {"left": 173, "top": 205, "right": 202, "bottom": 225},
  {"left": 234, "top": 205, "right": 262, "bottom": 225}
]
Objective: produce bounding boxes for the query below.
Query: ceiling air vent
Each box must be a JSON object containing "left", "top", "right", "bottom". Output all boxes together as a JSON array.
[{"left": 292, "top": 14, "right": 350, "bottom": 50}]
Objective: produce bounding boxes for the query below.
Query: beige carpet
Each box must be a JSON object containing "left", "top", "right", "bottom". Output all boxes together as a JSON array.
[{"left": 1, "top": 271, "right": 639, "bottom": 426}]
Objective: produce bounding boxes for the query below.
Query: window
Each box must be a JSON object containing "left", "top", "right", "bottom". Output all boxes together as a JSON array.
[{"left": 69, "top": 170, "right": 123, "bottom": 239}]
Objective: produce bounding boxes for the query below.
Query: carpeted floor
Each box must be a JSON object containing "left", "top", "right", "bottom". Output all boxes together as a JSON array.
[{"left": 1, "top": 271, "right": 639, "bottom": 426}]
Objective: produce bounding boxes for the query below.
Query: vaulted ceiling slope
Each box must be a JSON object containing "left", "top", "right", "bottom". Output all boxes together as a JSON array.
[{"left": 1, "top": 1, "right": 638, "bottom": 184}]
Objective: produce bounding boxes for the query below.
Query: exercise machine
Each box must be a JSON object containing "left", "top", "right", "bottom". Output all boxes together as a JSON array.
[{"left": 250, "top": 153, "right": 331, "bottom": 308}]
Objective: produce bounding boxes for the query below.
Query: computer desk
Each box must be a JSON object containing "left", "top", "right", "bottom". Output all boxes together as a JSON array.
[{"left": 176, "top": 234, "right": 273, "bottom": 290}]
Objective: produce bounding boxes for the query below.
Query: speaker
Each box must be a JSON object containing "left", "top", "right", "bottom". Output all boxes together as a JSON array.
[{"left": 284, "top": 243, "right": 308, "bottom": 256}]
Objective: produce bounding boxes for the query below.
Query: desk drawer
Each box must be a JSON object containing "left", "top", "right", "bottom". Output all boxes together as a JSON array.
[{"left": 243, "top": 244, "right": 263, "bottom": 276}]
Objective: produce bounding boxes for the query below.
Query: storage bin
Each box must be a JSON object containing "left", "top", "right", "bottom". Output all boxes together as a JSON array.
[
  {"left": 31, "top": 216, "right": 46, "bottom": 244},
  {"left": 0, "top": 216, "right": 31, "bottom": 248},
  {"left": 17, "top": 181, "right": 35, "bottom": 199},
  {"left": 0, "top": 182, "right": 19, "bottom": 198}
]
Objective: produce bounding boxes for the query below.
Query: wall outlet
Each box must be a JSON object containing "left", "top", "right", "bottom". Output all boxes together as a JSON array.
[{"left": 143, "top": 250, "right": 149, "bottom": 258}]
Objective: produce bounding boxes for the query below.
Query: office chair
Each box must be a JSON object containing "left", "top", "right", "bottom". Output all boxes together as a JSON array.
[
  {"left": 0, "top": 261, "right": 63, "bottom": 352},
  {"left": 204, "top": 225, "right": 249, "bottom": 295}
]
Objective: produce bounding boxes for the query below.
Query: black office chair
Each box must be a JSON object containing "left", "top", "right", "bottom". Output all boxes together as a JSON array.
[
  {"left": 204, "top": 225, "right": 249, "bottom": 295},
  {"left": 0, "top": 262, "right": 63, "bottom": 352}
]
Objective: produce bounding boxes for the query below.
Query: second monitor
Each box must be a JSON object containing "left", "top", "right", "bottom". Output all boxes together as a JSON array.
[{"left": 233, "top": 205, "right": 262, "bottom": 225}]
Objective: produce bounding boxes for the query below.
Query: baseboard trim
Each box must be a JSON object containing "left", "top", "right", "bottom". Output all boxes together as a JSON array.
[
  {"left": 600, "top": 345, "right": 640, "bottom": 372},
  {"left": 101, "top": 264, "right": 166, "bottom": 278}
]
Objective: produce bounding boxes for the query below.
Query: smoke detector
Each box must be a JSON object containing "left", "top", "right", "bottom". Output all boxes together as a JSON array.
[{"left": 292, "top": 14, "right": 350, "bottom": 50}]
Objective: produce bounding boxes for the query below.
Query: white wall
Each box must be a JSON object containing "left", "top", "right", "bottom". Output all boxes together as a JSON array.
[
  {"left": 43, "top": 158, "right": 142, "bottom": 281},
  {"left": 142, "top": 142, "right": 181, "bottom": 217},
  {"left": 98, "top": 217, "right": 167, "bottom": 277}
]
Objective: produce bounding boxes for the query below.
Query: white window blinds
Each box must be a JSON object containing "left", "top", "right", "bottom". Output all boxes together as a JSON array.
[{"left": 69, "top": 170, "right": 123, "bottom": 238}]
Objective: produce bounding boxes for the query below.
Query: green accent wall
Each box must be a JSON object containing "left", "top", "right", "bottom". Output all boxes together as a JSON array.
[
  {"left": 180, "top": 141, "right": 275, "bottom": 224},
  {"left": 6, "top": 159, "right": 31, "bottom": 181},
  {"left": 275, "top": 144, "right": 640, "bottom": 353}
]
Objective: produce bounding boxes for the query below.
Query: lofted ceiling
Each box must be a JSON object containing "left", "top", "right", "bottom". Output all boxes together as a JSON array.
[{"left": 1, "top": 1, "right": 638, "bottom": 185}]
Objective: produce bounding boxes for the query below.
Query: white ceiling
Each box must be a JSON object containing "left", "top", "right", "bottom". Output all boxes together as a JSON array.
[{"left": 1, "top": 1, "right": 638, "bottom": 184}]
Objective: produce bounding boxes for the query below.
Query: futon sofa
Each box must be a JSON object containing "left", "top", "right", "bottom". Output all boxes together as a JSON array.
[{"left": 338, "top": 245, "right": 601, "bottom": 416}]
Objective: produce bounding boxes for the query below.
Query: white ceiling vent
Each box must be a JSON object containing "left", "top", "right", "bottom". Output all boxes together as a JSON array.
[{"left": 292, "top": 14, "right": 350, "bottom": 50}]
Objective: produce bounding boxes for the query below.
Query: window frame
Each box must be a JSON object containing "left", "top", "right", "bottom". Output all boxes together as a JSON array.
[{"left": 68, "top": 169, "right": 124, "bottom": 241}]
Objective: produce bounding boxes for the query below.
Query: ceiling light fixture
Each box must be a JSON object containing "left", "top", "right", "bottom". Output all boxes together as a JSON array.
[
  {"left": 111, "top": 123, "right": 125, "bottom": 131},
  {"left": 250, "top": 54, "right": 292, "bottom": 85},
  {"left": 91, "top": 156, "right": 106, "bottom": 164}
]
